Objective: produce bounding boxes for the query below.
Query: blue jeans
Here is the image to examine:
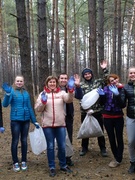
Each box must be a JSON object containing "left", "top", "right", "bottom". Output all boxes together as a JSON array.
[
  {"left": 43, "top": 127, "right": 66, "bottom": 169},
  {"left": 10, "top": 120, "right": 30, "bottom": 164},
  {"left": 126, "top": 116, "right": 135, "bottom": 162}
]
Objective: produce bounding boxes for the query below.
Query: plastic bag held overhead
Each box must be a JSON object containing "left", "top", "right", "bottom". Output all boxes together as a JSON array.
[{"left": 81, "top": 88, "right": 99, "bottom": 110}]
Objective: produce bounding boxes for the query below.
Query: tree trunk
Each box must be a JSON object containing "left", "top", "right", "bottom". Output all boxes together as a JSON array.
[
  {"left": 49, "top": 0, "right": 55, "bottom": 75},
  {"left": 37, "top": 0, "right": 48, "bottom": 92},
  {"left": 64, "top": 0, "right": 67, "bottom": 73},
  {"left": 97, "top": 0, "right": 104, "bottom": 75},
  {"left": 0, "top": 0, "right": 3, "bottom": 85},
  {"left": 54, "top": 0, "right": 61, "bottom": 76},
  {"left": 88, "top": 0, "right": 97, "bottom": 77},
  {"left": 15, "top": 0, "right": 34, "bottom": 106},
  {"left": 30, "top": 0, "right": 38, "bottom": 95},
  {"left": 97, "top": 0, "right": 104, "bottom": 62},
  {"left": 112, "top": 0, "right": 117, "bottom": 73},
  {"left": 117, "top": 0, "right": 122, "bottom": 77}
]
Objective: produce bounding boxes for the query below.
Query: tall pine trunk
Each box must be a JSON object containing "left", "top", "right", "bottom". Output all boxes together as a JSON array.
[{"left": 37, "top": 0, "right": 48, "bottom": 92}]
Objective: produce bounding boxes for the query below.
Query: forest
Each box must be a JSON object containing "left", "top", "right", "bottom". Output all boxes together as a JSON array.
[
  {"left": 0, "top": 0, "right": 135, "bottom": 99},
  {"left": 0, "top": 1, "right": 135, "bottom": 179}
]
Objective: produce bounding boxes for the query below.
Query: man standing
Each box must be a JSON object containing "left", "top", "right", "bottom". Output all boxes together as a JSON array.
[
  {"left": 75, "top": 60, "right": 108, "bottom": 157},
  {"left": 58, "top": 73, "right": 74, "bottom": 166}
]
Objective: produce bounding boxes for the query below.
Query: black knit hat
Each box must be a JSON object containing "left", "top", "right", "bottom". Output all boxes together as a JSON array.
[{"left": 82, "top": 68, "right": 93, "bottom": 78}]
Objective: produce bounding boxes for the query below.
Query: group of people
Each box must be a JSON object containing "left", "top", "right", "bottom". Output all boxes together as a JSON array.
[{"left": 1, "top": 62, "right": 135, "bottom": 177}]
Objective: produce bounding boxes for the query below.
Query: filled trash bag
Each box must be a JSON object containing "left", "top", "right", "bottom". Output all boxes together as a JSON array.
[
  {"left": 81, "top": 88, "right": 99, "bottom": 110},
  {"left": 77, "top": 114, "right": 103, "bottom": 139}
]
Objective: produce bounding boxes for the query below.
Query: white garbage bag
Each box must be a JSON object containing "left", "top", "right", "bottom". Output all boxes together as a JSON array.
[{"left": 81, "top": 88, "right": 99, "bottom": 110}]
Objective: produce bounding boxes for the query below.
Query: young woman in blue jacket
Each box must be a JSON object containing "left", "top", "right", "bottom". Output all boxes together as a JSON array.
[{"left": 2, "top": 75, "right": 39, "bottom": 172}]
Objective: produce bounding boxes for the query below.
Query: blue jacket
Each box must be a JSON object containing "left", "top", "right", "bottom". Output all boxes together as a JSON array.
[{"left": 2, "top": 88, "right": 36, "bottom": 123}]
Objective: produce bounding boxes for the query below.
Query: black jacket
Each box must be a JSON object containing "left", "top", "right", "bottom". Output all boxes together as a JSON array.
[{"left": 120, "top": 81, "right": 135, "bottom": 118}]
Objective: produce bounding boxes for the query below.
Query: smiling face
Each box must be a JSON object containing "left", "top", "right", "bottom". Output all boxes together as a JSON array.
[
  {"left": 47, "top": 78, "right": 57, "bottom": 90},
  {"left": 58, "top": 74, "right": 68, "bottom": 87},
  {"left": 83, "top": 72, "right": 92, "bottom": 81},
  {"left": 109, "top": 77, "right": 117, "bottom": 85},
  {"left": 128, "top": 67, "right": 135, "bottom": 82},
  {"left": 14, "top": 76, "right": 24, "bottom": 88}
]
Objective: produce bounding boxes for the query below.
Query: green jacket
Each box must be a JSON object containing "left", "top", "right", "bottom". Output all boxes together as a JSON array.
[{"left": 80, "top": 68, "right": 108, "bottom": 113}]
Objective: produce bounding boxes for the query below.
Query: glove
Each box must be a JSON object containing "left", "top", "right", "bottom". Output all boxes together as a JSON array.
[
  {"left": 2, "top": 83, "right": 12, "bottom": 94},
  {"left": 0, "top": 127, "right": 5, "bottom": 133},
  {"left": 67, "top": 76, "right": 75, "bottom": 90},
  {"left": 87, "top": 109, "right": 94, "bottom": 116},
  {"left": 41, "top": 91, "right": 47, "bottom": 102},
  {"left": 97, "top": 88, "right": 105, "bottom": 95},
  {"left": 109, "top": 85, "right": 119, "bottom": 95},
  {"left": 34, "top": 122, "right": 40, "bottom": 129}
]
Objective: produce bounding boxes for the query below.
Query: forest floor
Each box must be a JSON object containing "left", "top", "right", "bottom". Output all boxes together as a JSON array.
[{"left": 0, "top": 98, "right": 135, "bottom": 180}]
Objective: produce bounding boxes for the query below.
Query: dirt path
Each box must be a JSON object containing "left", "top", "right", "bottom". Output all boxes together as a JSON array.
[{"left": 0, "top": 99, "right": 134, "bottom": 180}]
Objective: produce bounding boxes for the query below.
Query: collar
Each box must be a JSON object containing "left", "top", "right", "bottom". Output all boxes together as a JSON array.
[{"left": 44, "top": 86, "right": 61, "bottom": 93}]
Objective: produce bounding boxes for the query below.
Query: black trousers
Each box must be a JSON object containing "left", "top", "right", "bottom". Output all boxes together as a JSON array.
[
  {"left": 81, "top": 112, "right": 106, "bottom": 151},
  {"left": 104, "top": 117, "right": 124, "bottom": 163},
  {"left": 65, "top": 114, "right": 74, "bottom": 144}
]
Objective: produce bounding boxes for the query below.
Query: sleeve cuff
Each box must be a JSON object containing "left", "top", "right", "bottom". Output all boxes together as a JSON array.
[
  {"left": 6, "top": 93, "right": 11, "bottom": 96},
  {"left": 68, "top": 89, "right": 74, "bottom": 93},
  {"left": 41, "top": 100, "right": 47, "bottom": 104}
]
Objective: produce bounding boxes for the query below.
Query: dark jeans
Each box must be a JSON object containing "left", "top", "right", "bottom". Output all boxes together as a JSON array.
[
  {"left": 10, "top": 120, "right": 30, "bottom": 164},
  {"left": 65, "top": 115, "right": 74, "bottom": 144},
  {"left": 104, "top": 117, "right": 124, "bottom": 163},
  {"left": 81, "top": 112, "right": 106, "bottom": 151}
]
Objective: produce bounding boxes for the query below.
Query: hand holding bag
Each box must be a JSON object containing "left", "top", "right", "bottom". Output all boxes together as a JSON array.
[
  {"left": 77, "top": 114, "right": 104, "bottom": 139},
  {"left": 29, "top": 126, "right": 47, "bottom": 155}
]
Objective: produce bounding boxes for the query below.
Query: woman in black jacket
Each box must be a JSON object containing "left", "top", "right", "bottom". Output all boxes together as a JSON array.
[{"left": 120, "top": 67, "right": 135, "bottom": 174}]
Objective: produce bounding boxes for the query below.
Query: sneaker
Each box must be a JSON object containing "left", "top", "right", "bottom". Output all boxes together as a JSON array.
[
  {"left": 79, "top": 149, "right": 88, "bottom": 156},
  {"left": 13, "top": 163, "right": 20, "bottom": 172},
  {"left": 49, "top": 169, "right": 56, "bottom": 177},
  {"left": 21, "top": 162, "right": 27, "bottom": 171},
  {"left": 66, "top": 157, "right": 74, "bottom": 166},
  {"left": 60, "top": 166, "right": 72, "bottom": 173},
  {"left": 100, "top": 149, "right": 108, "bottom": 157},
  {"left": 108, "top": 160, "right": 120, "bottom": 168}
]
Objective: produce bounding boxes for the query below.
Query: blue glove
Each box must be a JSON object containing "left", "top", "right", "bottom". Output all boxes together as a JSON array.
[
  {"left": 34, "top": 122, "right": 40, "bottom": 129},
  {"left": 97, "top": 88, "right": 105, "bottom": 95},
  {"left": 41, "top": 91, "right": 47, "bottom": 102},
  {"left": 0, "top": 127, "right": 5, "bottom": 133},
  {"left": 67, "top": 76, "right": 75, "bottom": 90},
  {"left": 2, "top": 83, "right": 12, "bottom": 93},
  {"left": 109, "top": 85, "right": 119, "bottom": 95}
]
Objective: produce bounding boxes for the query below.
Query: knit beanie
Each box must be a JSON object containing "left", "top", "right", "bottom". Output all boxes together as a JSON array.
[{"left": 82, "top": 68, "right": 93, "bottom": 78}]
